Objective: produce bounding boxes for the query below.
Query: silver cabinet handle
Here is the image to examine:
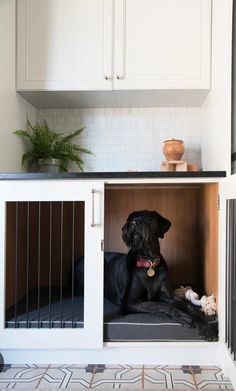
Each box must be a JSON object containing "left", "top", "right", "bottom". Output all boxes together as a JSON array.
[
  {"left": 91, "top": 189, "right": 96, "bottom": 227},
  {"left": 104, "top": 75, "right": 113, "bottom": 80},
  {"left": 116, "top": 75, "right": 124, "bottom": 80}
]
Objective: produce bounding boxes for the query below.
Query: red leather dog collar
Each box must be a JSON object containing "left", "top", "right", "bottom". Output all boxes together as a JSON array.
[{"left": 136, "top": 257, "right": 160, "bottom": 277}]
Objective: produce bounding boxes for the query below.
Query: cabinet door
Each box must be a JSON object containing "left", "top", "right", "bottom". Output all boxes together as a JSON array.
[
  {"left": 17, "top": 0, "right": 113, "bottom": 90},
  {"left": 114, "top": 0, "right": 211, "bottom": 90},
  {"left": 219, "top": 174, "right": 236, "bottom": 367},
  {"left": 0, "top": 180, "right": 104, "bottom": 349}
]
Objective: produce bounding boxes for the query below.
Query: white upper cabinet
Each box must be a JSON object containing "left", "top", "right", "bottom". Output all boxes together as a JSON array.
[
  {"left": 16, "top": 0, "right": 211, "bottom": 91},
  {"left": 113, "top": 0, "right": 211, "bottom": 90},
  {"left": 16, "top": 0, "right": 113, "bottom": 90}
]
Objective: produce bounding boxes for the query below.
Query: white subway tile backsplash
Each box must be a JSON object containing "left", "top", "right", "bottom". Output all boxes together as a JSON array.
[{"left": 37, "top": 107, "right": 201, "bottom": 172}]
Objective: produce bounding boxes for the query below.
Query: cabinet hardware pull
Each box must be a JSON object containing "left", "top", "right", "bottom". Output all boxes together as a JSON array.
[
  {"left": 91, "top": 189, "right": 96, "bottom": 227},
  {"left": 104, "top": 75, "right": 113, "bottom": 80},
  {"left": 116, "top": 75, "right": 124, "bottom": 80}
]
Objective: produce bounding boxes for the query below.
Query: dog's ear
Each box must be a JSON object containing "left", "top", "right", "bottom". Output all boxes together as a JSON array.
[
  {"left": 121, "top": 223, "right": 131, "bottom": 247},
  {"left": 155, "top": 211, "right": 171, "bottom": 238}
]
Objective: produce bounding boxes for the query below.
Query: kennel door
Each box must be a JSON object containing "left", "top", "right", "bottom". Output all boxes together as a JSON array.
[
  {"left": 219, "top": 174, "right": 236, "bottom": 361},
  {"left": 0, "top": 180, "right": 104, "bottom": 349}
]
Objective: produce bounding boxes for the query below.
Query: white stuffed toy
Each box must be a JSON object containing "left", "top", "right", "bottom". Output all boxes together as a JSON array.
[{"left": 175, "top": 286, "right": 217, "bottom": 316}]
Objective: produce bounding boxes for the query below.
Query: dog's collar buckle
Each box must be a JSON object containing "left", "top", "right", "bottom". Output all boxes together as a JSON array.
[{"left": 136, "top": 257, "right": 160, "bottom": 278}]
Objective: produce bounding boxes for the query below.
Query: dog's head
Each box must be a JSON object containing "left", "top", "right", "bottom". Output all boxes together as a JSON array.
[{"left": 122, "top": 210, "right": 171, "bottom": 258}]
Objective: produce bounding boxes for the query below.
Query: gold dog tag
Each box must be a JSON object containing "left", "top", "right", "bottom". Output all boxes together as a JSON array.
[{"left": 147, "top": 267, "right": 155, "bottom": 277}]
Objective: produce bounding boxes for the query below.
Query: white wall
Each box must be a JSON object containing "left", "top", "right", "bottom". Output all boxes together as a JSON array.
[
  {"left": 37, "top": 107, "right": 202, "bottom": 172},
  {"left": 0, "top": 0, "right": 36, "bottom": 172}
]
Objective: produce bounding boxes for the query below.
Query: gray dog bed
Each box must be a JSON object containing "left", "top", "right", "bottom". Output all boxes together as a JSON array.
[{"left": 5, "top": 288, "right": 217, "bottom": 341}]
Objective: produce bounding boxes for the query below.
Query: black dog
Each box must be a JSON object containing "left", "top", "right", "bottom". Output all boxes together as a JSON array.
[{"left": 75, "top": 210, "right": 217, "bottom": 340}]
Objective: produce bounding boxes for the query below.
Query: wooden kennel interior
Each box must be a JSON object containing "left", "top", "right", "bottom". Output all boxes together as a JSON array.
[{"left": 104, "top": 183, "right": 218, "bottom": 299}]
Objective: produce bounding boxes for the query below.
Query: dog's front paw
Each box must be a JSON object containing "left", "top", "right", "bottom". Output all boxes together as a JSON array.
[
  {"left": 197, "top": 321, "right": 218, "bottom": 341},
  {"left": 180, "top": 315, "right": 196, "bottom": 328}
]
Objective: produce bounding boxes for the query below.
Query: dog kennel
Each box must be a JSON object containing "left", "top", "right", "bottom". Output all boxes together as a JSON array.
[{"left": 4, "top": 182, "right": 219, "bottom": 342}]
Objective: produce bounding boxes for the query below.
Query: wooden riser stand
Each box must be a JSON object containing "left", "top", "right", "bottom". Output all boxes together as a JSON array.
[
  {"left": 161, "top": 160, "right": 199, "bottom": 172},
  {"left": 161, "top": 160, "right": 188, "bottom": 172}
]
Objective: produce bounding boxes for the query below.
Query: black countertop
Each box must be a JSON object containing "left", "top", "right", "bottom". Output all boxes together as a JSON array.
[{"left": 0, "top": 171, "right": 226, "bottom": 180}]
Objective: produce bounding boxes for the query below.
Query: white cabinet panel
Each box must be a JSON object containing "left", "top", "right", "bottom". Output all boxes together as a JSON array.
[
  {"left": 17, "top": 0, "right": 113, "bottom": 90},
  {"left": 114, "top": 0, "right": 211, "bottom": 89}
]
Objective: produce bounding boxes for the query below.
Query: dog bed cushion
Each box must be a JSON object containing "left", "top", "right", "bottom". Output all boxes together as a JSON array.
[
  {"left": 5, "top": 289, "right": 217, "bottom": 341},
  {"left": 103, "top": 298, "right": 217, "bottom": 342}
]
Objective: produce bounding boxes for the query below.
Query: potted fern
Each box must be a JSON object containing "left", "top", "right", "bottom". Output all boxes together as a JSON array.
[{"left": 14, "top": 118, "right": 93, "bottom": 172}]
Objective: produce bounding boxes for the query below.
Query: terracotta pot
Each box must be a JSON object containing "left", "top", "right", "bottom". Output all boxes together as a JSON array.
[{"left": 163, "top": 139, "right": 185, "bottom": 161}]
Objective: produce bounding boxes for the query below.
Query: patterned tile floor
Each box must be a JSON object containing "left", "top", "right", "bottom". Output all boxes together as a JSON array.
[{"left": 0, "top": 364, "right": 233, "bottom": 389}]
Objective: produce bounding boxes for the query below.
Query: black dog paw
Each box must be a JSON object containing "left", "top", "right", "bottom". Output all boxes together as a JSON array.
[
  {"left": 180, "top": 316, "right": 196, "bottom": 329},
  {"left": 197, "top": 321, "right": 218, "bottom": 341}
]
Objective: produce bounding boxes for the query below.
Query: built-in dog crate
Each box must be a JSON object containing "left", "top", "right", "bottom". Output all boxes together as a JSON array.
[
  {"left": 103, "top": 183, "right": 219, "bottom": 342},
  {"left": 105, "top": 183, "right": 218, "bottom": 297},
  {"left": 4, "top": 181, "right": 219, "bottom": 342}
]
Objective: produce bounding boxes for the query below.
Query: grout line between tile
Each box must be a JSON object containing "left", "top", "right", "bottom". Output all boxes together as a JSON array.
[
  {"left": 141, "top": 365, "right": 144, "bottom": 389},
  {"left": 35, "top": 363, "right": 51, "bottom": 389},
  {"left": 189, "top": 366, "right": 198, "bottom": 390},
  {"left": 89, "top": 364, "right": 97, "bottom": 388}
]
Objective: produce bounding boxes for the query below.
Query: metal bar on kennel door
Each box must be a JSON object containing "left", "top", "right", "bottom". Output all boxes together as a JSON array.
[
  {"left": 71, "top": 201, "right": 75, "bottom": 328},
  {"left": 48, "top": 202, "right": 52, "bottom": 328},
  {"left": 14, "top": 202, "right": 19, "bottom": 328},
  {"left": 26, "top": 202, "right": 30, "bottom": 328},
  {"left": 233, "top": 200, "right": 236, "bottom": 360},
  {"left": 37, "top": 201, "right": 41, "bottom": 328},
  {"left": 226, "top": 200, "right": 230, "bottom": 348}
]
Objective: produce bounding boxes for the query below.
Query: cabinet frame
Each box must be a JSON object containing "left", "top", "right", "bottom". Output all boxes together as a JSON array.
[{"left": 0, "top": 176, "right": 236, "bottom": 389}]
